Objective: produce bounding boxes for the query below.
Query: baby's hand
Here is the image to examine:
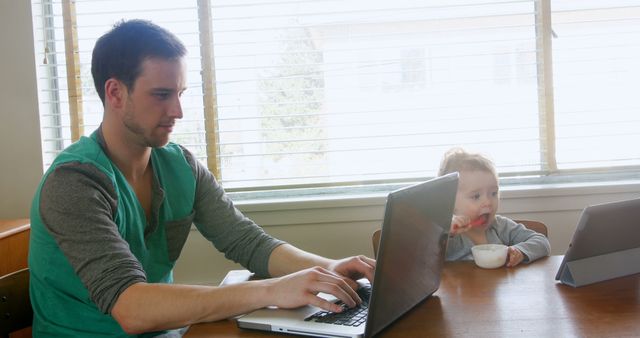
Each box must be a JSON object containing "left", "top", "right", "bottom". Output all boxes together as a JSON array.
[
  {"left": 450, "top": 215, "right": 471, "bottom": 235},
  {"left": 506, "top": 247, "right": 525, "bottom": 267}
]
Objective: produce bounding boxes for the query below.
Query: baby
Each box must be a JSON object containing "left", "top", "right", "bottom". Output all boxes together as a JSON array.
[{"left": 439, "top": 148, "right": 550, "bottom": 267}]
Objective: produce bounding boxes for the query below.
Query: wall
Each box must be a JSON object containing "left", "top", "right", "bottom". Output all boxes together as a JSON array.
[{"left": 0, "top": 1, "right": 43, "bottom": 218}]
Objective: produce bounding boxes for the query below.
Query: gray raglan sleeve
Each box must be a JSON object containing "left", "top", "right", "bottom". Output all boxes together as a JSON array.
[
  {"left": 39, "top": 162, "right": 147, "bottom": 314},
  {"left": 181, "top": 147, "right": 285, "bottom": 278},
  {"left": 498, "top": 216, "right": 551, "bottom": 263},
  {"left": 445, "top": 235, "right": 474, "bottom": 261}
]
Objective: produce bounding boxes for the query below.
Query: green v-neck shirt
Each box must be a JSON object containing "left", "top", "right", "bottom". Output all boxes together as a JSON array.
[{"left": 29, "top": 130, "right": 283, "bottom": 337}]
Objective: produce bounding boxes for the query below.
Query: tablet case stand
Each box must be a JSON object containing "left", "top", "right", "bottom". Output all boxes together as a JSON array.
[{"left": 557, "top": 246, "right": 640, "bottom": 287}]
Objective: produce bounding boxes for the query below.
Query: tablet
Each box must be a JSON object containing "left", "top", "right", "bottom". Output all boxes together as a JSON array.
[{"left": 556, "top": 197, "right": 640, "bottom": 287}]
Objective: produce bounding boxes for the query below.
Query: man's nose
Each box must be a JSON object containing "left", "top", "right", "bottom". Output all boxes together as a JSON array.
[{"left": 169, "top": 97, "right": 183, "bottom": 119}]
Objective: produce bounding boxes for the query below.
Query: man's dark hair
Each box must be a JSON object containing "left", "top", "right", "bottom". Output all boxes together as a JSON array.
[{"left": 91, "top": 19, "right": 187, "bottom": 105}]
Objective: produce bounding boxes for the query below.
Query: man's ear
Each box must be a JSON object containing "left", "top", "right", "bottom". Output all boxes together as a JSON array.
[{"left": 104, "top": 78, "right": 126, "bottom": 110}]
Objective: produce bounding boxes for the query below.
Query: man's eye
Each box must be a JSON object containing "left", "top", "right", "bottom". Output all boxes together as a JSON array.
[
  {"left": 155, "top": 93, "right": 169, "bottom": 99},
  {"left": 471, "top": 194, "right": 480, "bottom": 200}
]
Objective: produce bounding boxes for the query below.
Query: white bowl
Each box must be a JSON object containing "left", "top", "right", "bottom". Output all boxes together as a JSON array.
[{"left": 471, "top": 244, "right": 508, "bottom": 269}]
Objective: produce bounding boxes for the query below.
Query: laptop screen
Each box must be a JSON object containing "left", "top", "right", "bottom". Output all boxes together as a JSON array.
[{"left": 365, "top": 173, "right": 458, "bottom": 337}]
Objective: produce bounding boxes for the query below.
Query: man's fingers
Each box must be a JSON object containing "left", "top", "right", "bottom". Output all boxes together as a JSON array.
[
  {"left": 306, "top": 294, "right": 344, "bottom": 313},
  {"left": 343, "top": 277, "right": 359, "bottom": 291},
  {"left": 309, "top": 281, "right": 360, "bottom": 308},
  {"left": 358, "top": 255, "right": 376, "bottom": 267},
  {"left": 352, "top": 255, "right": 376, "bottom": 283},
  {"left": 308, "top": 268, "right": 361, "bottom": 305}
]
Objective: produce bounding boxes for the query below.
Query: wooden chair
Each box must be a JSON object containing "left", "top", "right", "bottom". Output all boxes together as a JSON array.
[
  {"left": 516, "top": 219, "right": 549, "bottom": 237},
  {"left": 372, "top": 229, "right": 382, "bottom": 259},
  {"left": 0, "top": 268, "right": 32, "bottom": 338},
  {"left": 372, "top": 219, "right": 548, "bottom": 258}
]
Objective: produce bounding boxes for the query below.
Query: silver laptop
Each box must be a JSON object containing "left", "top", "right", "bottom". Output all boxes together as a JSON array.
[
  {"left": 556, "top": 197, "right": 640, "bottom": 287},
  {"left": 237, "top": 173, "right": 459, "bottom": 338}
]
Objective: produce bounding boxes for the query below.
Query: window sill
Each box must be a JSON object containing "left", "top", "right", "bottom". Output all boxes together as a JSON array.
[{"left": 229, "top": 177, "right": 640, "bottom": 213}]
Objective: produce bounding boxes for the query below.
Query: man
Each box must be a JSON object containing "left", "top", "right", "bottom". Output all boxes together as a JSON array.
[{"left": 29, "top": 19, "right": 375, "bottom": 337}]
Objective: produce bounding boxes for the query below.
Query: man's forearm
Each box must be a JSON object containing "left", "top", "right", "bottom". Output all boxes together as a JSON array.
[
  {"left": 111, "top": 281, "right": 271, "bottom": 334},
  {"left": 268, "top": 243, "right": 334, "bottom": 277}
]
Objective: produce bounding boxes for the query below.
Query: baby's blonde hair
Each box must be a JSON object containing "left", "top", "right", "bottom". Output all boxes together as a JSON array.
[{"left": 438, "top": 147, "right": 497, "bottom": 178}]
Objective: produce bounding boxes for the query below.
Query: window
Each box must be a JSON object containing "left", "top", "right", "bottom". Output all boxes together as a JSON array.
[
  {"left": 552, "top": 2, "right": 640, "bottom": 170},
  {"left": 31, "top": 0, "right": 640, "bottom": 193}
]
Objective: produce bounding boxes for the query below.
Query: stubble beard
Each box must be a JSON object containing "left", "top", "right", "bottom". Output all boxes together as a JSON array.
[{"left": 123, "top": 106, "right": 169, "bottom": 148}]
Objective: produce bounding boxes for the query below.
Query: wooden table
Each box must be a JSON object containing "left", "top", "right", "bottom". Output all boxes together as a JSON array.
[{"left": 186, "top": 256, "right": 640, "bottom": 337}]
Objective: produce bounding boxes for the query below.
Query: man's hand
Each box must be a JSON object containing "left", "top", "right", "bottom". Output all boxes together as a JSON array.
[
  {"left": 263, "top": 255, "right": 375, "bottom": 313},
  {"left": 264, "top": 266, "right": 362, "bottom": 313},
  {"left": 266, "top": 245, "right": 376, "bottom": 313},
  {"left": 327, "top": 255, "right": 376, "bottom": 288}
]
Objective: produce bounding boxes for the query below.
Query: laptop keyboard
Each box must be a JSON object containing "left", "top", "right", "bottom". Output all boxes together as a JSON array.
[{"left": 304, "top": 285, "right": 372, "bottom": 327}]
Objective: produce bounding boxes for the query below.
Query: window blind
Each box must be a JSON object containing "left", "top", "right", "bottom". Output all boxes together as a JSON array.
[
  {"left": 211, "top": 0, "right": 543, "bottom": 189},
  {"left": 551, "top": 0, "right": 640, "bottom": 170},
  {"left": 31, "top": 0, "right": 206, "bottom": 169},
  {"left": 31, "top": 0, "right": 640, "bottom": 192}
]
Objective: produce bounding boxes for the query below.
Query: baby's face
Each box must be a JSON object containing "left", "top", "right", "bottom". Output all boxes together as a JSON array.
[{"left": 454, "top": 169, "right": 499, "bottom": 227}]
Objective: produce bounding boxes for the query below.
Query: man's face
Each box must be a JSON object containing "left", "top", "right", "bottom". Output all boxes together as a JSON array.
[
  {"left": 454, "top": 169, "right": 500, "bottom": 228},
  {"left": 122, "top": 57, "right": 187, "bottom": 148}
]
